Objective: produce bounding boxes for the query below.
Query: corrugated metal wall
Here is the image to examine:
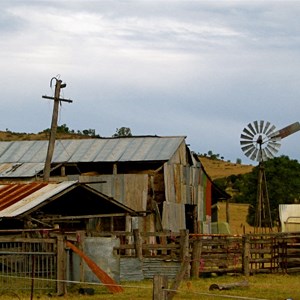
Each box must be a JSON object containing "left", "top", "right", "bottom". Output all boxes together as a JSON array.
[
  {"left": 279, "top": 204, "right": 300, "bottom": 232},
  {"left": 162, "top": 145, "right": 212, "bottom": 233},
  {"left": 82, "top": 174, "right": 148, "bottom": 211}
]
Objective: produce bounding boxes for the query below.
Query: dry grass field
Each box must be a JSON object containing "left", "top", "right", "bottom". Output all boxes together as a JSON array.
[
  {"left": 199, "top": 156, "right": 254, "bottom": 180},
  {"left": 200, "top": 156, "right": 255, "bottom": 234},
  {"left": 218, "top": 202, "right": 254, "bottom": 235},
  {"left": 5, "top": 273, "right": 299, "bottom": 300}
]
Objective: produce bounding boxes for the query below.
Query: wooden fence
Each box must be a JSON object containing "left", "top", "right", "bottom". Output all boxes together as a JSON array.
[
  {"left": 0, "top": 230, "right": 299, "bottom": 295},
  {"left": 107, "top": 230, "right": 300, "bottom": 276}
]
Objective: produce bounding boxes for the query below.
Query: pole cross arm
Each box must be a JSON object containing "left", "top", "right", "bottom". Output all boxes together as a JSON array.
[{"left": 42, "top": 95, "right": 73, "bottom": 103}]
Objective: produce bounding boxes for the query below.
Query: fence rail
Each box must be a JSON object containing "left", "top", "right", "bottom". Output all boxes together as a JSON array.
[
  {"left": 0, "top": 237, "right": 57, "bottom": 292},
  {"left": 0, "top": 230, "right": 299, "bottom": 295}
]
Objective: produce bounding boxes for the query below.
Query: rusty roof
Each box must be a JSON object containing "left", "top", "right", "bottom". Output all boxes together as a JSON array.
[{"left": 0, "top": 181, "right": 77, "bottom": 217}]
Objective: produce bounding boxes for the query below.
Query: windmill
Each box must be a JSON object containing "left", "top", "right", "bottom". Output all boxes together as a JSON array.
[{"left": 240, "top": 121, "right": 300, "bottom": 233}]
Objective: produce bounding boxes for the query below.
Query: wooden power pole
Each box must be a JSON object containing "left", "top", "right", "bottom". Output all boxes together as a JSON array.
[{"left": 42, "top": 77, "right": 73, "bottom": 181}]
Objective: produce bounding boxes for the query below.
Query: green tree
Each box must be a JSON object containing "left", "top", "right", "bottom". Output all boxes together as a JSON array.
[
  {"left": 232, "top": 156, "right": 300, "bottom": 226},
  {"left": 113, "top": 127, "right": 132, "bottom": 137}
]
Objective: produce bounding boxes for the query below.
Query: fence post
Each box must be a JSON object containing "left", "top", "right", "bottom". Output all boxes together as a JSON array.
[
  {"left": 168, "top": 256, "right": 190, "bottom": 300},
  {"left": 153, "top": 275, "right": 168, "bottom": 300},
  {"left": 179, "top": 229, "right": 190, "bottom": 278},
  {"left": 57, "top": 235, "right": 67, "bottom": 295},
  {"left": 133, "top": 229, "right": 143, "bottom": 260},
  {"left": 191, "top": 239, "right": 202, "bottom": 278},
  {"left": 179, "top": 229, "right": 189, "bottom": 260},
  {"left": 242, "top": 235, "right": 250, "bottom": 276}
]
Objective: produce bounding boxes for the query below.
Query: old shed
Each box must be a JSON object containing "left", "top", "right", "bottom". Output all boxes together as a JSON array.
[{"left": 0, "top": 136, "right": 228, "bottom": 234}]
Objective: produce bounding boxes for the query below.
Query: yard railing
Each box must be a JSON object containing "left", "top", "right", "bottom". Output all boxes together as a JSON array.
[
  {"left": 98, "top": 230, "right": 300, "bottom": 276},
  {"left": 0, "top": 236, "right": 57, "bottom": 292},
  {"left": 0, "top": 230, "right": 299, "bottom": 295}
]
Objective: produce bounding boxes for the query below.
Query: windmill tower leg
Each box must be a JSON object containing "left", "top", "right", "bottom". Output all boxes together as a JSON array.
[{"left": 254, "top": 163, "right": 273, "bottom": 233}]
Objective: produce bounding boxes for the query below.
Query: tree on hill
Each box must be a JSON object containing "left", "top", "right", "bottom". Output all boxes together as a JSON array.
[
  {"left": 40, "top": 124, "right": 100, "bottom": 137},
  {"left": 112, "top": 127, "right": 132, "bottom": 137},
  {"left": 232, "top": 155, "right": 300, "bottom": 226}
]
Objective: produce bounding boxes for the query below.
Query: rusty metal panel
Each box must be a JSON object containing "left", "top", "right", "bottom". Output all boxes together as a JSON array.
[{"left": 0, "top": 181, "right": 77, "bottom": 217}]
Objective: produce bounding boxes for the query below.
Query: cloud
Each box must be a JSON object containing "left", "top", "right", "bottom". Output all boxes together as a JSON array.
[{"left": 1, "top": 1, "right": 300, "bottom": 164}]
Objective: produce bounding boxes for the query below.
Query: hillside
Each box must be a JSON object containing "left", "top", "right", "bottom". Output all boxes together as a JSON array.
[
  {"left": 0, "top": 130, "right": 93, "bottom": 141},
  {"left": 199, "top": 156, "right": 254, "bottom": 180}
]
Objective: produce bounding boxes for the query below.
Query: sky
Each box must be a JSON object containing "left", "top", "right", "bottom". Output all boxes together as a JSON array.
[{"left": 1, "top": 0, "right": 300, "bottom": 165}]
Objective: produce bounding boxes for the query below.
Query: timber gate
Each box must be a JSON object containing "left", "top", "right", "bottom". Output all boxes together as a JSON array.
[
  {"left": 243, "top": 232, "right": 300, "bottom": 275},
  {"left": 0, "top": 237, "right": 57, "bottom": 292}
]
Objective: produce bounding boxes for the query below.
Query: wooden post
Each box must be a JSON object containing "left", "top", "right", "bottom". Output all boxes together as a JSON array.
[
  {"left": 76, "top": 231, "right": 86, "bottom": 282},
  {"left": 179, "top": 229, "right": 189, "bottom": 261},
  {"left": 242, "top": 235, "right": 250, "bottom": 276},
  {"left": 167, "top": 256, "right": 190, "bottom": 300},
  {"left": 191, "top": 239, "right": 202, "bottom": 278},
  {"left": 226, "top": 198, "right": 230, "bottom": 224},
  {"left": 153, "top": 275, "right": 168, "bottom": 300},
  {"left": 160, "top": 230, "right": 169, "bottom": 255},
  {"left": 43, "top": 77, "right": 73, "bottom": 181},
  {"left": 57, "top": 235, "right": 66, "bottom": 295},
  {"left": 133, "top": 229, "right": 143, "bottom": 260},
  {"left": 179, "top": 229, "right": 190, "bottom": 279}
]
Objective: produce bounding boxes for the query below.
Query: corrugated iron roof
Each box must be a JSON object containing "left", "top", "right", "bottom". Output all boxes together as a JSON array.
[
  {"left": 0, "top": 136, "right": 185, "bottom": 164},
  {"left": 0, "top": 163, "right": 44, "bottom": 178},
  {"left": 0, "top": 181, "right": 77, "bottom": 217}
]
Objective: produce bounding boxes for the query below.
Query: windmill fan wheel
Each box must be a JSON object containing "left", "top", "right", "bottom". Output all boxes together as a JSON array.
[{"left": 240, "top": 120, "right": 281, "bottom": 161}]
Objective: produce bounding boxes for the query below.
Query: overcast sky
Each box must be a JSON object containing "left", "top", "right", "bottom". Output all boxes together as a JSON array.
[{"left": 1, "top": 1, "right": 300, "bottom": 164}]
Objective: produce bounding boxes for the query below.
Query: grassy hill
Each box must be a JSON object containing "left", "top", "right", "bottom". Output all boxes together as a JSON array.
[{"left": 199, "top": 156, "right": 254, "bottom": 180}]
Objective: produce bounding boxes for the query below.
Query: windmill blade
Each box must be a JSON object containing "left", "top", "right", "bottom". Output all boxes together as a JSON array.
[
  {"left": 241, "top": 133, "right": 254, "bottom": 141},
  {"left": 262, "top": 121, "right": 271, "bottom": 134},
  {"left": 241, "top": 144, "right": 256, "bottom": 153},
  {"left": 268, "top": 142, "right": 280, "bottom": 154},
  {"left": 264, "top": 146, "right": 275, "bottom": 159},
  {"left": 259, "top": 120, "right": 264, "bottom": 133},
  {"left": 270, "top": 122, "right": 300, "bottom": 140},
  {"left": 240, "top": 140, "right": 254, "bottom": 146},
  {"left": 244, "top": 146, "right": 256, "bottom": 158},
  {"left": 247, "top": 122, "right": 257, "bottom": 136},
  {"left": 250, "top": 148, "right": 259, "bottom": 161},
  {"left": 261, "top": 149, "right": 268, "bottom": 161},
  {"left": 254, "top": 120, "right": 259, "bottom": 134},
  {"left": 265, "top": 124, "right": 276, "bottom": 137},
  {"left": 243, "top": 127, "right": 255, "bottom": 138}
]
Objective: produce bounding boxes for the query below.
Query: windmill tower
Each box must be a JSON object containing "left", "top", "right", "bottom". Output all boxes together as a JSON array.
[{"left": 240, "top": 121, "right": 300, "bottom": 233}]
